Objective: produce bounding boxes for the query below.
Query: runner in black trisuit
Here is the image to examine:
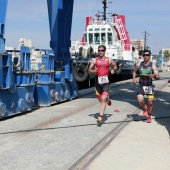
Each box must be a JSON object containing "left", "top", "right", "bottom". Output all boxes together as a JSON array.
[{"left": 133, "top": 49, "right": 160, "bottom": 123}]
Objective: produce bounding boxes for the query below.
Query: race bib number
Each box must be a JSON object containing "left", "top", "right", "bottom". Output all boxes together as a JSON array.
[
  {"left": 143, "top": 86, "right": 153, "bottom": 95},
  {"left": 98, "top": 75, "right": 109, "bottom": 84}
]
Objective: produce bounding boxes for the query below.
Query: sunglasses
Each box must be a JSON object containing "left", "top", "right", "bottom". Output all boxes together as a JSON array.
[
  {"left": 143, "top": 54, "right": 150, "bottom": 57},
  {"left": 98, "top": 49, "right": 105, "bottom": 52}
]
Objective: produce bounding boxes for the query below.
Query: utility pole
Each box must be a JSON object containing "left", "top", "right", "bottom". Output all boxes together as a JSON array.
[
  {"left": 144, "top": 31, "right": 147, "bottom": 50},
  {"left": 144, "top": 31, "right": 150, "bottom": 50}
]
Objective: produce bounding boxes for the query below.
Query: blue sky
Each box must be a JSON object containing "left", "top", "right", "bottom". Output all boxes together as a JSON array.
[{"left": 4, "top": 0, "right": 170, "bottom": 54}]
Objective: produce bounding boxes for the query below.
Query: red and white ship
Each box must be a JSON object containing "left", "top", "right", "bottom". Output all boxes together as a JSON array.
[{"left": 71, "top": 0, "right": 136, "bottom": 83}]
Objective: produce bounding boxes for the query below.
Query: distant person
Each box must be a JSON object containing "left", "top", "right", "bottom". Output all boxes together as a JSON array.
[
  {"left": 88, "top": 45, "right": 118, "bottom": 124},
  {"left": 132, "top": 49, "right": 160, "bottom": 123}
]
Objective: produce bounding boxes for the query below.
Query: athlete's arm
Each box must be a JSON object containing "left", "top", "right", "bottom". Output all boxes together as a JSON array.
[
  {"left": 151, "top": 64, "right": 160, "bottom": 80},
  {"left": 88, "top": 58, "right": 97, "bottom": 74},
  {"left": 132, "top": 63, "right": 139, "bottom": 84},
  {"left": 110, "top": 58, "right": 117, "bottom": 73}
]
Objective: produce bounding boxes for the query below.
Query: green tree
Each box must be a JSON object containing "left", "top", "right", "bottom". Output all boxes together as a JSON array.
[
  {"left": 163, "top": 50, "right": 170, "bottom": 60},
  {"left": 159, "top": 50, "right": 162, "bottom": 54},
  {"left": 154, "top": 55, "right": 159, "bottom": 61}
]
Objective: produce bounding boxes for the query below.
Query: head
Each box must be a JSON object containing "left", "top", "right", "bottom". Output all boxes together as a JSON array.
[
  {"left": 98, "top": 45, "right": 106, "bottom": 57},
  {"left": 142, "top": 49, "right": 151, "bottom": 62}
]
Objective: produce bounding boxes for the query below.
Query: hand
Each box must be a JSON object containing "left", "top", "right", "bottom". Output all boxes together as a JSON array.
[
  {"left": 110, "top": 69, "right": 115, "bottom": 74},
  {"left": 132, "top": 79, "right": 137, "bottom": 85},
  {"left": 93, "top": 67, "right": 98, "bottom": 73},
  {"left": 149, "top": 74, "right": 155, "bottom": 79}
]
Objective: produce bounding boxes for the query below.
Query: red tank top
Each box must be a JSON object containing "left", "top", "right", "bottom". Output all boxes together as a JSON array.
[{"left": 96, "top": 57, "right": 109, "bottom": 76}]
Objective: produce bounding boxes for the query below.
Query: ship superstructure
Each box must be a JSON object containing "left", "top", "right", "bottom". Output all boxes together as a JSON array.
[{"left": 70, "top": 0, "right": 135, "bottom": 83}]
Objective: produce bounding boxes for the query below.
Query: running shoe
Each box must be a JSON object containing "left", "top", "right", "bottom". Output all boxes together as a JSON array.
[
  {"left": 143, "top": 106, "right": 148, "bottom": 117},
  {"left": 146, "top": 116, "right": 152, "bottom": 123},
  {"left": 107, "top": 99, "right": 112, "bottom": 106},
  {"left": 97, "top": 116, "right": 103, "bottom": 124}
]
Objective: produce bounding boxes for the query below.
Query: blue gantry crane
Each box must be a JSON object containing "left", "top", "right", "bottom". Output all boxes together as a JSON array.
[{"left": 0, "top": 0, "right": 78, "bottom": 118}]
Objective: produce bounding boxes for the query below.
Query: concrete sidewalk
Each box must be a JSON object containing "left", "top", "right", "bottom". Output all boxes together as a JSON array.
[{"left": 87, "top": 83, "right": 170, "bottom": 170}]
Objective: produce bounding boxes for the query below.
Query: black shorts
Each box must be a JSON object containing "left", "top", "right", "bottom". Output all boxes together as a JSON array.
[
  {"left": 137, "top": 86, "right": 154, "bottom": 99},
  {"left": 95, "top": 77, "right": 110, "bottom": 98}
]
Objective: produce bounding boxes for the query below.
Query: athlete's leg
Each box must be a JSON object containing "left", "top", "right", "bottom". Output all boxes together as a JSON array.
[
  {"left": 95, "top": 80, "right": 104, "bottom": 124},
  {"left": 97, "top": 83, "right": 109, "bottom": 124},
  {"left": 103, "top": 83, "right": 111, "bottom": 106},
  {"left": 147, "top": 96, "right": 154, "bottom": 114},
  {"left": 100, "top": 94, "right": 108, "bottom": 117},
  {"left": 99, "top": 84, "right": 110, "bottom": 117},
  {"left": 137, "top": 94, "right": 148, "bottom": 116},
  {"left": 137, "top": 87, "right": 147, "bottom": 116},
  {"left": 96, "top": 94, "right": 101, "bottom": 103},
  {"left": 137, "top": 94, "right": 145, "bottom": 108},
  {"left": 146, "top": 95, "right": 154, "bottom": 123}
]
